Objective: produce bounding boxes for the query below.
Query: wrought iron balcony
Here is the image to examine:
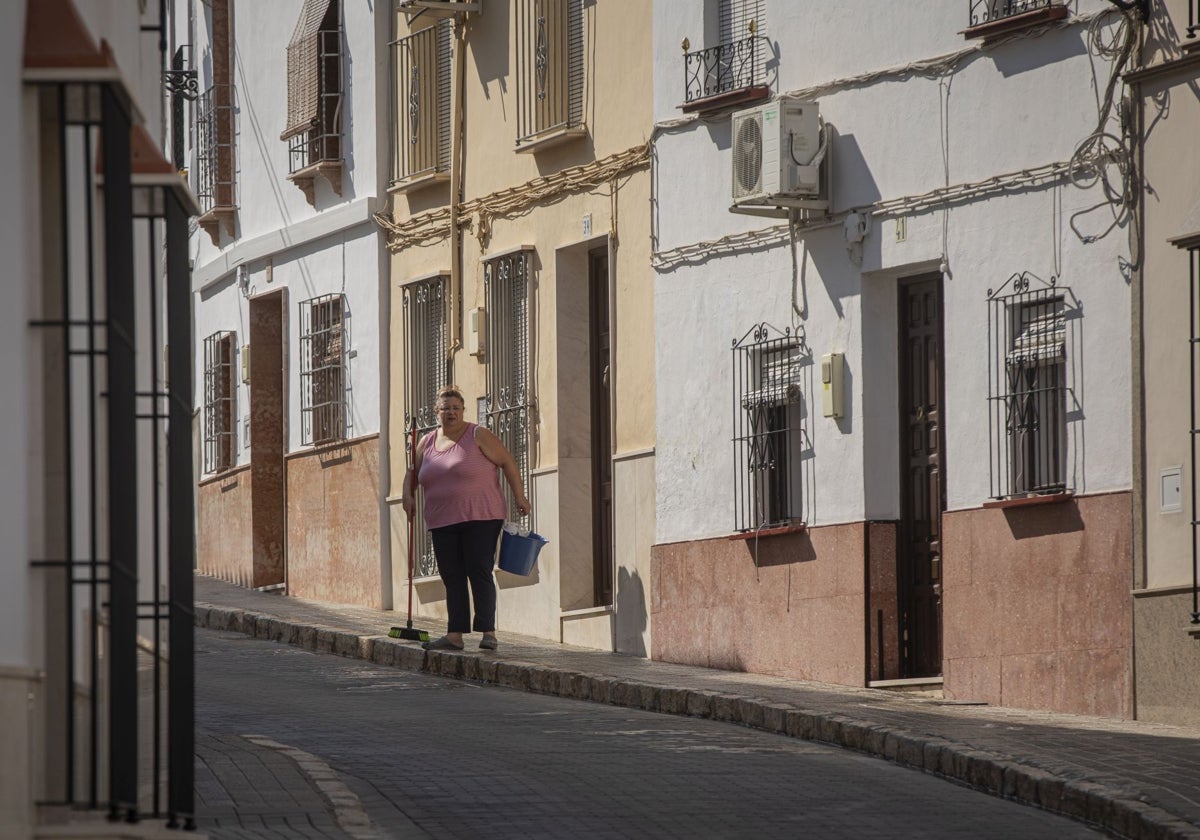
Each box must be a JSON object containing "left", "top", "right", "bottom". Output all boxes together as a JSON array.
[
  {"left": 681, "top": 32, "right": 767, "bottom": 113},
  {"left": 968, "top": 0, "right": 1059, "bottom": 28}
]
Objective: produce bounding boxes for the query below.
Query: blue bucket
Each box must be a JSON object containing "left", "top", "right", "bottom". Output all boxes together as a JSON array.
[{"left": 498, "top": 529, "right": 548, "bottom": 576}]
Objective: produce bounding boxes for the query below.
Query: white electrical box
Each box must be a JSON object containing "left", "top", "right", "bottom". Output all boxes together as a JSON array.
[
  {"left": 241, "top": 344, "right": 251, "bottom": 383},
  {"left": 1161, "top": 466, "right": 1182, "bottom": 514},
  {"left": 468, "top": 307, "right": 486, "bottom": 357},
  {"left": 821, "top": 352, "right": 844, "bottom": 418}
]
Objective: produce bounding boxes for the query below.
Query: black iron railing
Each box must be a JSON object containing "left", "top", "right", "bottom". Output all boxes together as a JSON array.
[
  {"left": 968, "top": 0, "right": 1057, "bottom": 27},
  {"left": 300, "top": 293, "right": 348, "bottom": 446},
  {"left": 683, "top": 33, "right": 762, "bottom": 105},
  {"left": 391, "top": 20, "right": 452, "bottom": 183},
  {"left": 287, "top": 28, "right": 342, "bottom": 175},
  {"left": 402, "top": 276, "right": 449, "bottom": 578},
  {"left": 195, "top": 83, "right": 236, "bottom": 214},
  {"left": 732, "top": 323, "right": 810, "bottom": 532},
  {"left": 484, "top": 251, "right": 533, "bottom": 529},
  {"left": 986, "top": 273, "right": 1072, "bottom": 499},
  {"left": 28, "top": 78, "right": 195, "bottom": 829},
  {"left": 516, "top": 0, "right": 585, "bottom": 145},
  {"left": 1187, "top": 248, "right": 1200, "bottom": 624}
]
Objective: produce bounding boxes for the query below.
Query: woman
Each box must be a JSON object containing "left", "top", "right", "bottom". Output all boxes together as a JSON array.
[{"left": 401, "top": 386, "right": 531, "bottom": 651}]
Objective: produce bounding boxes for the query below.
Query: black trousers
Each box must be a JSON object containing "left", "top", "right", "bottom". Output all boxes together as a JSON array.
[{"left": 429, "top": 518, "right": 504, "bottom": 633}]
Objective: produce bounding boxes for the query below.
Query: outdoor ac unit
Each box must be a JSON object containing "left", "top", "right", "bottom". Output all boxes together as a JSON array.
[{"left": 731, "top": 100, "right": 824, "bottom": 208}]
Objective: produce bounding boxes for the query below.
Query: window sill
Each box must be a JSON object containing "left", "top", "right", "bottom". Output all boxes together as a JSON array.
[
  {"left": 514, "top": 125, "right": 587, "bottom": 155},
  {"left": 288, "top": 160, "right": 343, "bottom": 205},
  {"left": 982, "top": 490, "right": 1074, "bottom": 510},
  {"left": 961, "top": 4, "right": 1068, "bottom": 41},
  {"left": 197, "top": 205, "right": 236, "bottom": 245},
  {"left": 388, "top": 170, "right": 450, "bottom": 195},
  {"left": 1188, "top": 624, "right": 1200, "bottom": 640},
  {"left": 727, "top": 523, "right": 807, "bottom": 541},
  {"left": 679, "top": 84, "right": 770, "bottom": 116}
]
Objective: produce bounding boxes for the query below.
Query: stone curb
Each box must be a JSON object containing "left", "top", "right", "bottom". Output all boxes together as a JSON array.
[{"left": 195, "top": 602, "right": 1200, "bottom": 840}]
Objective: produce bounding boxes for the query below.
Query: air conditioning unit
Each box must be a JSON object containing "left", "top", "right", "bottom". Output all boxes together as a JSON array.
[{"left": 731, "top": 100, "right": 826, "bottom": 210}]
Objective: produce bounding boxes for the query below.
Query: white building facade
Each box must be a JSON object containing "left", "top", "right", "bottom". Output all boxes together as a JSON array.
[
  {"left": 179, "top": 0, "right": 395, "bottom": 608},
  {"left": 651, "top": 0, "right": 1138, "bottom": 717}
]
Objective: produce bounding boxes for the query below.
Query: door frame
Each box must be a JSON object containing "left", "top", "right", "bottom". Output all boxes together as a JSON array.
[{"left": 896, "top": 273, "right": 946, "bottom": 678}]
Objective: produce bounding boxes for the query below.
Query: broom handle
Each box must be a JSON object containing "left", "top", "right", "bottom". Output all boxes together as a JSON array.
[{"left": 407, "top": 426, "right": 417, "bottom": 624}]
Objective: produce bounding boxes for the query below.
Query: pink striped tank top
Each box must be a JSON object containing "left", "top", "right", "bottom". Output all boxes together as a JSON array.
[{"left": 417, "top": 423, "right": 508, "bottom": 529}]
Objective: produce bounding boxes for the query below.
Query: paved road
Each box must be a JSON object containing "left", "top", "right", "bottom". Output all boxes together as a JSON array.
[{"left": 195, "top": 628, "right": 1105, "bottom": 839}]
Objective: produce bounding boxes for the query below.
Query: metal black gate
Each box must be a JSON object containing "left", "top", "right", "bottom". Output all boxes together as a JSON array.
[{"left": 27, "top": 77, "right": 197, "bottom": 829}]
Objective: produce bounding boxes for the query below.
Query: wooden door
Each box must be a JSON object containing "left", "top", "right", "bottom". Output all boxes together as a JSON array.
[
  {"left": 898, "top": 275, "right": 945, "bottom": 678},
  {"left": 589, "top": 249, "right": 613, "bottom": 606}
]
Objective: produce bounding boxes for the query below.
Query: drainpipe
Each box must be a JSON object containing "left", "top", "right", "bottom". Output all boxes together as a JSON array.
[{"left": 448, "top": 13, "right": 467, "bottom": 358}]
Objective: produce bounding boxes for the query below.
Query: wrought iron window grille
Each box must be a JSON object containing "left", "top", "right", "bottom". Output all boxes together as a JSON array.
[
  {"left": 1187, "top": 0, "right": 1200, "bottom": 39},
  {"left": 968, "top": 0, "right": 1058, "bottom": 28},
  {"left": 516, "top": 0, "right": 585, "bottom": 146},
  {"left": 299, "top": 294, "right": 349, "bottom": 446},
  {"left": 732, "top": 323, "right": 811, "bottom": 533},
  {"left": 203, "top": 331, "right": 237, "bottom": 474},
  {"left": 27, "top": 78, "right": 197, "bottom": 827},
  {"left": 1188, "top": 248, "right": 1200, "bottom": 624},
  {"left": 194, "top": 83, "right": 236, "bottom": 216},
  {"left": 986, "top": 272, "right": 1077, "bottom": 500},
  {"left": 402, "top": 275, "right": 450, "bottom": 577},
  {"left": 484, "top": 251, "right": 533, "bottom": 529},
  {"left": 285, "top": 30, "right": 343, "bottom": 175},
  {"left": 391, "top": 19, "right": 452, "bottom": 184}
]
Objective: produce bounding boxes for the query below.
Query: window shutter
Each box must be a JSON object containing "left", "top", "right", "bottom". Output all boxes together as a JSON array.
[{"left": 284, "top": 0, "right": 337, "bottom": 140}]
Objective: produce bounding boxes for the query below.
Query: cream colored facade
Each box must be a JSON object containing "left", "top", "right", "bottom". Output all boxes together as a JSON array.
[
  {"left": 1129, "top": 0, "right": 1200, "bottom": 725},
  {"left": 382, "top": 0, "right": 655, "bottom": 652}
]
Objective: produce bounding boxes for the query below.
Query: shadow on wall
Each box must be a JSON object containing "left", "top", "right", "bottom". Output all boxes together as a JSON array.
[
  {"left": 1002, "top": 499, "right": 1084, "bottom": 539},
  {"left": 616, "top": 567, "right": 647, "bottom": 656},
  {"left": 740, "top": 531, "right": 816, "bottom": 568}
]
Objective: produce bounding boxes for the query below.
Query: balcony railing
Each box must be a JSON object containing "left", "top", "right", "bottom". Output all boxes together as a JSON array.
[
  {"left": 287, "top": 28, "right": 342, "bottom": 175},
  {"left": 968, "top": 0, "right": 1057, "bottom": 28},
  {"left": 683, "top": 33, "right": 761, "bottom": 106},
  {"left": 195, "top": 83, "right": 236, "bottom": 215}
]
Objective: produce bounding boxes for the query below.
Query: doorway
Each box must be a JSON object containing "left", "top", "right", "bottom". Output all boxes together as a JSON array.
[
  {"left": 249, "top": 290, "right": 286, "bottom": 588},
  {"left": 589, "top": 248, "right": 613, "bottom": 607},
  {"left": 897, "top": 274, "right": 945, "bottom": 678}
]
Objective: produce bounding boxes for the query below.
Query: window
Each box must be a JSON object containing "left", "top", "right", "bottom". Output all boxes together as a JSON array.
[
  {"left": 732, "top": 323, "right": 807, "bottom": 532},
  {"left": 203, "top": 331, "right": 237, "bottom": 474},
  {"left": 300, "top": 294, "right": 347, "bottom": 446},
  {"left": 195, "top": 0, "right": 236, "bottom": 241},
  {"left": 515, "top": 0, "right": 585, "bottom": 148},
  {"left": 484, "top": 251, "right": 532, "bottom": 525},
  {"left": 402, "top": 275, "right": 449, "bottom": 577},
  {"left": 283, "top": 0, "right": 343, "bottom": 202},
  {"left": 391, "top": 19, "right": 452, "bottom": 186},
  {"left": 682, "top": 0, "right": 768, "bottom": 112},
  {"left": 987, "top": 274, "right": 1071, "bottom": 499}
]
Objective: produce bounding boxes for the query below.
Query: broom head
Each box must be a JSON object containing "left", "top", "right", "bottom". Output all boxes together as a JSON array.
[{"left": 389, "top": 626, "right": 430, "bottom": 642}]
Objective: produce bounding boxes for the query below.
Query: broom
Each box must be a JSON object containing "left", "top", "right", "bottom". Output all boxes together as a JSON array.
[{"left": 390, "top": 427, "right": 430, "bottom": 642}]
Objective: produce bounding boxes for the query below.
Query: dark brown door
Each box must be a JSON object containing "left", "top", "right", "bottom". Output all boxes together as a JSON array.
[
  {"left": 898, "top": 275, "right": 945, "bottom": 678},
  {"left": 249, "top": 291, "right": 286, "bottom": 588},
  {"left": 589, "top": 249, "right": 613, "bottom": 606}
]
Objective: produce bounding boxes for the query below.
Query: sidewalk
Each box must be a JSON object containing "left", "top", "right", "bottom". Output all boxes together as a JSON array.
[{"left": 195, "top": 574, "right": 1200, "bottom": 840}]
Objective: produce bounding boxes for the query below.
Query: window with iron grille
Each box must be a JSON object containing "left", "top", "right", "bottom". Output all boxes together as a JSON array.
[
  {"left": 402, "top": 275, "right": 450, "bottom": 578},
  {"left": 515, "top": 0, "right": 585, "bottom": 146},
  {"left": 391, "top": 19, "right": 452, "bottom": 185},
  {"left": 195, "top": 0, "right": 236, "bottom": 219},
  {"left": 683, "top": 0, "right": 767, "bottom": 106},
  {"left": 300, "top": 293, "right": 347, "bottom": 446},
  {"left": 484, "top": 251, "right": 532, "bottom": 527},
  {"left": 987, "top": 273, "right": 1072, "bottom": 499},
  {"left": 195, "top": 84, "right": 236, "bottom": 215},
  {"left": 284, "top": 0, "right": 343, "bottom": 175},
  {"left": 732, "top": 323, "right": 808, "bottom": 532},
  {"left": 203, "top": 331, "right": 237, "bottom": 474}
]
